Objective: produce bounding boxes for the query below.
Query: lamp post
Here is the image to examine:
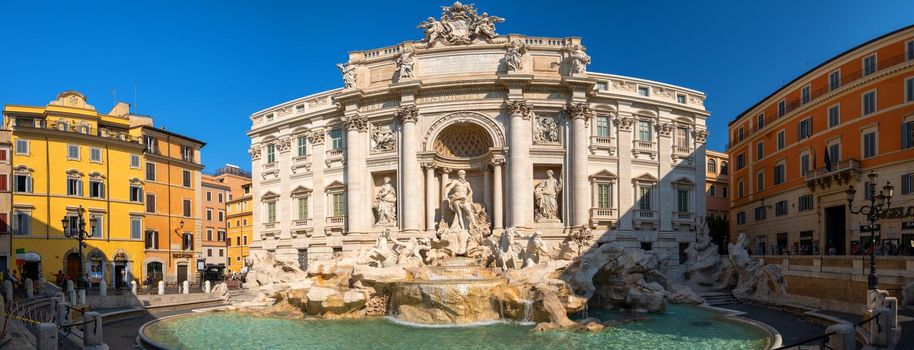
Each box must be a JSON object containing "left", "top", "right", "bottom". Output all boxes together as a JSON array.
[
  {"left": 845, "top": 171, "right": 894, "bottom": 291},
  {"left": 61, "top": 206, "right": 95, "bottom": 290}
]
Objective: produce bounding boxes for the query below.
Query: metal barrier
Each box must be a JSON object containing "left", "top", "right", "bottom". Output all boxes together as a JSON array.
[{"left": 773, "top": 313, "right": 880, "bottom": 350}]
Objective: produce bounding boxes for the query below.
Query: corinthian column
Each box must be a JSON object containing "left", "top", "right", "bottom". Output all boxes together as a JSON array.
[
  {"left": 492, "top": 156, "right": 505, "bottom": 229},
  {"left": 507, "top": 100, "right": 532, "bottom": 228},
  {"left": 344, "top": 113, "right": 368, "bottom": 233},
  {"left": 397, "top": 106, "right": 420, "bottom": 233},
  {"left": 566, "top": 103, "right": 593, "bottom": 228}
]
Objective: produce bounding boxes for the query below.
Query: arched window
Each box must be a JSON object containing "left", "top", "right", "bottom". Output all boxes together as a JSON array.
[
  {"left": 720, "top": 161, "right": 729, "bottom": 175},
  {"left": 707, "top": 159, "right": 717, "bottom": 173}
]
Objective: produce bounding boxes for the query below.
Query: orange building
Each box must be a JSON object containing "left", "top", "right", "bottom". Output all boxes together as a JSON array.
[
  {"left": 728, "top": 25, "right": 914, "bottom": 257},
  {"left": 200, "top": 164, "right": 251, "bottom": 278},
  {"left": 705, "top": 150, "right": 729, "bottom": 219},
  {"left": 137, "top": 121, "right": 205, "bottom": 285}
]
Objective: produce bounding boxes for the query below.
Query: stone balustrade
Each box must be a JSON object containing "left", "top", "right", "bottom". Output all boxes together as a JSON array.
[{"left": 326, "top": 216, "right": 345, "bottom": 226}]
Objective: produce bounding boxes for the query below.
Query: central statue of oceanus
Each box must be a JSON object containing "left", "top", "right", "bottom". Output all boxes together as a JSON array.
[{"left": 444, "top": 169, "right": 476, "bottom": 231}]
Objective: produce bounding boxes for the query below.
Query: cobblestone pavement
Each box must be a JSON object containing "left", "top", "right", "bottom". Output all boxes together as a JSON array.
[
  {"left": 722, "top": 303, "right": 827, "bottom": 346},
  {"left": 101, "top": 308, "right": 193, "bottom": 349}
]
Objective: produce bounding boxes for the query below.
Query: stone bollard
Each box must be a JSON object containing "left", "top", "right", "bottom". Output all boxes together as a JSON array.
[
  {"left": 25, "top": 278, "right": 34, "bottom": 298},
  {"left": 131, "top": 280, "right": 138, "bottom": 295},
  {"left": 37, "top": 323, "right": 59, "bottom": 350},
  {"left": 3, "top": 280, "right": 12, "bottom": 302},
  {"left": 870, "top": 306, "right": 896, "bottom": 347},
  {"left": 66, "top": 280, "right": 75, "bottom": 293},
  {"left": 57, "top": 302, "right": 68, "bottom": 324},
  {"left": 157, "top": 281, "right": 165, "bottom": 295},
  {"left": 78, "top": 289, "right": 86, "bottom": 305},
  {"left": 82, "top": 311, "right": 105, "bottom": 349},
  {"left": 57, "top": 291, "right": 66, "bottom": 304},
  {"left": 38, "top": 277, "right": 46, "bottom": 295},
  {"left": 825, "top": 323, "right": 855, "bottom": 350},
  {"left": 99, "top": 280, "right": 107, "bottom": 297},
  {"left": 205, "top": 280, "right": 211, "bottom": 293},
  {"left": 182, "top": 280, "right": 190, "bottom": 294},
  {"left": 67, "top": 289, "right": 77, "bottom": 305}
]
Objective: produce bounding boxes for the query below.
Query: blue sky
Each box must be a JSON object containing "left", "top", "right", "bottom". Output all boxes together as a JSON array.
[{"left": 2, "top": 0, "right": 912, "bottom": 171}]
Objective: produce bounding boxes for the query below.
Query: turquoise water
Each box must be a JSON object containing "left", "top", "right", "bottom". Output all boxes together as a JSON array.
[{"left": 144, "top": 304, "right": 769, "bottom": 350}]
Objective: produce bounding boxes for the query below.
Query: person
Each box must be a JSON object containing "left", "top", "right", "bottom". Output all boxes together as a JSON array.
[
  {"left": 83, "top": 273, "right": 92, "bottom": 289},
  {"left": 144, "top": 274, "right": 155, "bottom": 295}
]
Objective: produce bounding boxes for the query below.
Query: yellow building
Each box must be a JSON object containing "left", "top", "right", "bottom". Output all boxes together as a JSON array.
[
  {"left": 3, "top": 91, "right": 146, "bottom": 287},
  {"left": 226, "top": 182, "right": 252, "bottom": 274}
]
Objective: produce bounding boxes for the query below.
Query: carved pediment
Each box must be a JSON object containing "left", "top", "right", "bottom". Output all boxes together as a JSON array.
[
  {"left": 65, "top": 168, "right": 85, "bottom": 177},
  {"left": 261, "top": 191, "right": 280, "bottom": 201},
  {"left": 633, "top": 173, "right": 659, "bottom": 183},
  {"left": 590, "top": 169, "right": 618, "bottom": 181},
  {"left": 672, "top": 177, "right": 695, "bottom": 187},
  {"left": 325, "top": 180, "right": 345, "bottom": 192},
  {"left": 291, "top": 186, "right": 313, "bottom": 197}
]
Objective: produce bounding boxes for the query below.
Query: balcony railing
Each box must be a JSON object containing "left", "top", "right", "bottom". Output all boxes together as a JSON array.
[
  {"left": 292, "top": 218, "right": 312, "bottom": 228},
  {"left": 633, "top": 140, "right": 656, "bottom": 151},
  {"left": 263, "top": 222, "right": 276, "bottom": 230},
  {"left": 292, "top": 155, "right": 312, "bottom": 164},
  {"left": 262, "top": 162, "right": 277, "bottom": 170},
  {"left": 326, "top": 216, "right": 345, "bottom": 226},
  {"left": 673, "top": 211, "right": 693, "bottom": 222},
  {"left": 673, "top": 146, "right": 692, "bottom": 157},
  {"left": 591, "top": 136, "right": 614, "bottom": 146},
  {"left": 326, "top": 149, "right": 344, "bottom": 158},
  {"left": 634, "top": 209, "right": 657, "bottom": 219},
  {"left": 805, "top": 158, "right": 859, "bottom": 182}
]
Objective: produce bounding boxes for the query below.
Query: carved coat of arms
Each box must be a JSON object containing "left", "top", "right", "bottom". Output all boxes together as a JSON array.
[{"left": 417, "top": 2, "right": 504, "bottom": 47}]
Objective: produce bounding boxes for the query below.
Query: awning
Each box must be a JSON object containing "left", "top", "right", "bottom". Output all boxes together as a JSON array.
[{"left": 18, "top": 252, "right": 41, "bottom": 262}]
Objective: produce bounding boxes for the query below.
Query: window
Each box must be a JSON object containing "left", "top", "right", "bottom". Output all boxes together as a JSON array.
[
  {"left": 219, "top": 249, "right": 224, "bottom": 257},
  {"left": 181, "top": 146, "right": 194, "bottom": 162},
  {"left": 14, "top": 174, "right": 33, "bottom": 193},
  {"left": 297, "top": 197, "right": 309, "bottom": 219},
  {"left": 736, "top": 153, "right": 745, "bottom": 169},
  {"left": 722, "top": 186, "right": 728, "bottom": 198},
  {"left": 736, "top": 211, "right": 746, "bottom": 225},
  {"left": 801, "top": 85, "right": 810, "bottom": 104},
  {"left": 828, "top": 105, "right": 840, "bottom": 128},
  {"left": 707, "top": 159, "right": 716, "bottom": 173},
  {"left": 243, "top": 236, "right": 247, "bottom": 245},
  {"left": 236, "top": 237, "right": 241, "bottom": 246},
  {"left": 676, "top": 189, "right": 689, "bottom": 212},
  {"left": 330, "top": 129, "right": 344, "bottom": 150},
  {"left": 675, "top": 127, "right": 689, "bottom": 147},
  {"left": 863, "top": 54, "right": 876, "bottom": 76},
  {"left": 130, "top": 155, "right": 140, "bottom": 168},
  {"left": 905, "top": 120, "right": 914, "bottom": 149},
  {"left": 15, "top": 139, "right": 29, "bottom": 155},
  {"left": 0, "top": 174, "right": 6, "bottom": 192},
  {"left": 206, "top": 192, "right": 212, "bottom": 201},
  {"left": 800, "top": 152, "right": 810, "bottom": 176},
  {"left": 266, "top": 201, "right": 277, "bottom": 222},
  {"left": 67, "top": 178, "right": 83, "bottom": 196},
  {"left": 738, "top": 127, "right": 745, "bottom": 141},
  {"left": 145, "top": 230, "right": 159, "bottom": 249},
  {"left": 182, "top": 233, "right": 194, "bottom": 251},
  {"left": 297, "top": 137, "right": 307, "bottom": 157},
  {"left": 218, "top": 193, "right": 223, "bottom": 203},
  {"left": 736, "top": 178, "right": 743, "bottom": 197},
  {"left": 218, "top": 211, "right": 224, "bottom": 222},
  {"left": 756, "top": 170, "right": 764, "bottom": 192},
  {"left": 206, "top": 209, "right": 213, "bottom": 221},
  {"left": 0, "top": 213, "right": 7, "bottom": 234},
  {"left": 131, "top": 217, "right": 142, "bottom": 240},
  {"left": 596, "top": 116, "right": 610, "bottom": 137},
  {"left": 775, "top": 200, "right": 788, "bottom": 216},
  {"left": 146, "top": 193, "right": 156, "bottom": 213},
  {"left": 708, "top": 185, "right": 716, "bottom": 197},
  {"left": 90, "top": 215, "right": 103, "bottom": 238},
  {"left": 12, "top": 211, "right": 31, "bottom": 235},
  {"left": 798, "top": 194, "right": 814, "bottom": 211},
  {"left": 754, "top": 206, "right": 766, "bottom": 221},
  {"left": 638, "top": 186, "right": 652, "bottom": 210},
  {"left": 777, "top": 130, "right": 785, "bottom": 150},
  {"left": 829, "top": 70, "right": 841, "bottom": 91},
  {"left": 638, "top": 121, "right": 652, "bottom": 142},
  {"left": 798, "top": 118, "right": 812, "bottom": 141},
  {"left": 906, "top": 77, "right": 914, "bottom": 102},
  {"left": 596, "top": 184, "right": 612, "bottom": 208},
  {"left": 182, "top": 170, "right": 191, "bottom": 187},
  {"left": 756, "top": 142, "right": 764, "bottom": 160},
  {"left": 756, "top": 113, "right": 765, "bottom": 130},
  {"left": 266, "top": 144, "right": 276, "bottom": 163},
  {"left": 332, "top": 193, "right": 345, "bottom": 217},
  {"left": 89, "top": 180, "right": 105, "bottom": 198},
  {"left": 677, "top": 94, "right": 686, "bottom": 104},
  {"left": 901, "top": 173, "right": 913, "bottom": 195},
  {"left": 130, "top": 185, "right": 143, "bottom": 202},
  {"left": 720, "top": 161, "right": 728, "bottom": 175},
  {"left": 207, "top": 249, "right": 212, "bottom": 257},
  {"left": 774, "top": 163, "right": 785, "bottom": 185},
  {"left": 67, "top": 144, "right": 80, "bottom": 160},
  {"left": 638, "top": 86, "right": 650, "bottom": 96},
  {"left": 183, "top": 199, "right": 192, "bottom": 217},
  {"left": 862, "top": 90, "right": 877, "bottom": 115},
  {"left": 90, "top": 148, "right": 102, "bottom": 162},
  {"left": 778, "top": 100, "right": 786, "bottom": 117},
  {"left": 207, "top": 229, "right": 213, "bottom": 241},
  {"left": 144, "top": 136, "right": 157, "bottom": 154},
  {"left": 862, "top": 129, "right": 877, "bottom": 158},
  {"left": 828, "top": 142, "right": 840, "bottom": 162},
  {"left": 146, "top": 163, "right": 156, "bottom": 181},
  {"left": 0, "top": 148, "right": 6, "bottom": 161},
  {"left": 908, "top": 40, "right": 914, "bottom": 60}
]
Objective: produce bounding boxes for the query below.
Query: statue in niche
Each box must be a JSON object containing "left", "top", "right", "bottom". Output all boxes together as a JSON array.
[
  {"left": 396, "top": 50, "right": 415, "bottom": 80},
  {"left": 533, "top": 115, "right": 559, "bottom": 144},
  {"left": 534, "top": 170, "right": 562, "bottom": 222},
  {"left": 564, "top": 43, "right": 591, "bottom": 75},
  {"left": 443, "top": 169, "right": 477, "bottom": 231},
  {"left": 374, "top": 177, "right": 397, "bottom": 225},
  {"left": 337, "top": 63, "right": 357, "bottom": 88},
  {"left": 370, "top": 124, "right": 395, "bottom": 152},
  {"left": 504, "top": 41, "right": 525, "bottom": 72}
]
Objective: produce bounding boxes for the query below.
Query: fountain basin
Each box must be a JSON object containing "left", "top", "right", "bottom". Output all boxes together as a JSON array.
[{"left": 393, "top": 279, "right": 506, "bottom": 325}]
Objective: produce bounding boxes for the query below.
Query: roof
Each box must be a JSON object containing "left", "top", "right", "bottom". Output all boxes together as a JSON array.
[
  {"left": 141, "top": 125, "right": 207, "bottom": 147},
  {"left": 729, "top": 23, "right": 914, "bottom": 126}
]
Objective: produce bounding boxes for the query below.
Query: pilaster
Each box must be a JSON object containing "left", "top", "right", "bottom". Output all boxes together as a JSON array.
[
  {"left": 657, "top": 107, "right": 674, "bottom": 232},
  {"left": 397, "top": 105, "right": 421, "bottom": 233},
  {"left": 616, "top": 101, "right": 635, "bottom": 231},
  {"left": 506, "top": 100, "right": 532, "bottom": 228}
]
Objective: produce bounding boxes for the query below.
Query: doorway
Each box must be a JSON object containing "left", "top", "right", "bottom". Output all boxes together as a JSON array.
[
  {"left": 114, "top": 265, "right": 125, "bottom": 289},
  {"left": 146, "top": 262, "right": 163, "bottom": 282},
  {"left": 177, "top": 264, "right": 188, "bottom": 284},
  {"left": 825, "top": 205, "right": 846, "bottom": 255},
  {"left": 66, "top": 252, "right": 82, "bottom": 279}
]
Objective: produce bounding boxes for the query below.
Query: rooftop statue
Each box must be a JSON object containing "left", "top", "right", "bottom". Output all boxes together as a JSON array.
[{"left": 417, "top": 2, "right": 504, "bottom": 47}]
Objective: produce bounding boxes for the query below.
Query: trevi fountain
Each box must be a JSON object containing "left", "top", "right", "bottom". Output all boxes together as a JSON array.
[{"left": 140, "top": 3, "right": 787, "bottom": 349}]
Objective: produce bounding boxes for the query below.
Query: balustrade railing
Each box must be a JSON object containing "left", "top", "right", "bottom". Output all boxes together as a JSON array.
[
  {"left": 633, "top": 140, "right": 656, "bottom": 150},
  {"left": 634, "top": 209, "right": 657, "bottom": 219},
  {"left": 326, "top": 216, "right": 345, "bottom": 226}
]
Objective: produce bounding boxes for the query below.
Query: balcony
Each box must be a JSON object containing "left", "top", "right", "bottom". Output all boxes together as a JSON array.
[
  {"left": 326, "top": 149, "right": 344, "bottom": 158},
  {"left": 263, "top": 222, "right": 276, "bottom": 230},
  {"left": 673, "top": 146, "right": 692, "bottom": 157},
  {"left": 805, "top": 158, "right": 859, "bottom": 190},
  {"left": 589, "top": 136, "right": 616, "bottom": 156},
  {"left": 589, "top": 207, "right": 617, "bottom": 227},
  {"left": 672, "top": 211, "right": 693, "bottom": 227},
  {"left": 291, "top": 155, "right": 313, "bottom": 174},
  {"left": 633, "top": 140, "right": 655, "bottom": 151},
  {"left": 292, "top": 218, "right": 312, "bottom": 228},
  {"left": 633, "top": 209, "right": 658, "bottom": 228},
  {"left": 326, "top": 216, "right": 345, "bottom": 227},
  {"left": 262, "top": 162, "right": 277, "bottom": 170}
]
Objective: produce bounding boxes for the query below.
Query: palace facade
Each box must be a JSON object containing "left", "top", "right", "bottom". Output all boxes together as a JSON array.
[{"left": 248, "top": 4, "right": 710, "bottom": 267}]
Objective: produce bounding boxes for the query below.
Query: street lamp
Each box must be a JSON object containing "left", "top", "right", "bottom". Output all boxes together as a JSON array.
[
  {"left": 61, "top": 206, "right": 95, "bottom": 290},
  {"left": 846, "top": 171, "right": 894, "bottom": 291}
]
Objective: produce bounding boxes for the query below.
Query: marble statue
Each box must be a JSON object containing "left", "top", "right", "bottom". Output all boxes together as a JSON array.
[
  {"left": 534, "top": 170, "right": 562, "bottom": 222},
  {"left": 370, "top": 124, "right": 395, "bottom": 152},
  {"left": 684, "top": 217, "right": 721, "bottom": 286},
  {"left": 374, "top": 177, "right": 397, "bottom": 225},
  {"left": 337, "top": 63, "right": 357, "bottom": 88},
  {"left": 533, "top": 115, "right": 559, "bottom": 144},
  {"left": 495, "top": 228, "right": 521, "bottom": 271},
  {"left": 505, "top": 41, "right": 525, "bottom": 72},
  {"left": 418, "top": 2, "right": 503, "bottom": 47},
  {"left": 443, "top": 169, "right": 477, "bottom": 231},
  {"left": 521, "top": 231, "right": 550, "bottom": 268},
  {"left": 364, "top": 228, "right": 398, "bottom": 268},
  {"left": 727, "top": 233, "right": 787, "bottom": 300},
  {"left": 396, "top": 50, "right": 415, "bottom": 79},
  {"left": 564, "top": 43, "right": 591, "bottom": 75}
]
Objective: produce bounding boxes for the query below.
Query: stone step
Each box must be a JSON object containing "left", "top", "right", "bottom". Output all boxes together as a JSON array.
[{"left": 700, "top": 292, "right": 738, "bottom": 306}]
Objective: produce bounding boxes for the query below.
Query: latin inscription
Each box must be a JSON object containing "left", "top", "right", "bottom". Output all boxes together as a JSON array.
[{"left": 420, "top": 53, "right": 502, "bottom": 75}]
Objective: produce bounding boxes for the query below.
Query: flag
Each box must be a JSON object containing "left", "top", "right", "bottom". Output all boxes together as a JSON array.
[
  {"left": 824, "top": 146, "right": 832, "bottom": 171},
  {"left": 15, "top": 248, "right": 26, "bottom": 266}
]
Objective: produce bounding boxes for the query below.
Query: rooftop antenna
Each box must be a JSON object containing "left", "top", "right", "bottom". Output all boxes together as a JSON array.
[{"left": 133, "top": 81, "right": 138, "bottom": 114}]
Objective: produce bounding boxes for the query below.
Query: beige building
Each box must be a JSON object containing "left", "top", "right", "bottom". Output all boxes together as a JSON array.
[
  {"left": 201, "top": 174, "right": 229, "bottom": 274},
  {"left": 0, "top": 128, "right": 10, "bottom": 277},
  {"left": 705, "top": 150, "right": 729, "bottom": 219}
]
